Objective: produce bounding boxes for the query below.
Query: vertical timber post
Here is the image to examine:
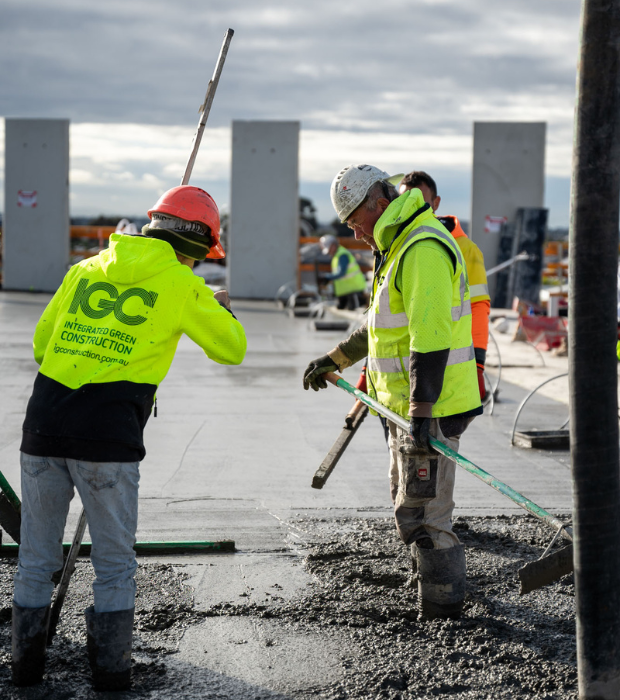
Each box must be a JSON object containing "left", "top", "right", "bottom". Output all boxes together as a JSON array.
[{"left": 569, "top": 1, "right": 620, "bottom": 698}]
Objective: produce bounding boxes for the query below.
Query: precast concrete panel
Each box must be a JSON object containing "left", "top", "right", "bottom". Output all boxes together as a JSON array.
[
  {"left": 228, "top": 121, "right": 299, "bottom": 298},
  {"left": 470, "top": 122, "right": 545, "bottom": 299},
  {"left": 3, "top": 119, "right": 70, "bottom": 292}
]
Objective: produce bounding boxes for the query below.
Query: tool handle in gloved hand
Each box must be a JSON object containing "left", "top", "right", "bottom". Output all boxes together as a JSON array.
[
  {"left": 303, "top": 354, "right": 338, "bottom": 391},
  {"left": 409, "top": 416, "right": 432, "bottom": 453},
  {"left": 323, "top": 372, "right": 573, "bottom": 541},
  {"left": 48, "top": 508, "right": 88, "bottom": 645}
]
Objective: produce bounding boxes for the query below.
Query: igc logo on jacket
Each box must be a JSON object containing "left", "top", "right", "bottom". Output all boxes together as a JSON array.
[{"left": 68, "top": 278, "right": 158, "bottom": 326}]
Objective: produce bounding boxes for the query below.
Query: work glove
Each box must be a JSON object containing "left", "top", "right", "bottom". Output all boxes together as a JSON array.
[
  {"left": 476, "top": 363, "right": 487, "bottom": 402},
  {"left": 409, "top": 416, "right": 432, "bottom": 453},
  {"left": 303, "top": 354, "right": 338, "bottom": 391}
]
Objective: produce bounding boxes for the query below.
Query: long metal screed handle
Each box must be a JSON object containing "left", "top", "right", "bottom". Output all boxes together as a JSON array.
[
  {"left": 181, "top": 28, "right": 234, "bottom": 186},
  {"left": 323, "top": 372, "right": 572, "bottom": 543}
]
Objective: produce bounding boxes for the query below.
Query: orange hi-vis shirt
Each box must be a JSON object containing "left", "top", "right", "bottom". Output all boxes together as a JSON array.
[{"left": 437, "top": 215, "right": 490, "bottom": 353}]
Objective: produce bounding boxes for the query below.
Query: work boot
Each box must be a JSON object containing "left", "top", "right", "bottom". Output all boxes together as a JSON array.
[
  {"left": 11, "top": 602, "right": 51, "bottom": 686},
  {"left": 414, "top": 543, "right": 466, "bottom": 620},
  {"left": 85, "top": 606, "right": 134, "bottom": 691}
]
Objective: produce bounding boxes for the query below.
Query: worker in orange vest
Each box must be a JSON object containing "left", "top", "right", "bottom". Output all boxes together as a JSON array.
[{"left": 399, "top": 171, "right": 490, "bottom": 401}]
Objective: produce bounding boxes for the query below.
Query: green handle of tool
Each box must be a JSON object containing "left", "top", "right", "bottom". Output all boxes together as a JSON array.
[
  {"left": 324, "top": 372, "right": 572, "bottom": 541},
  {"left": 0, "top": 470, "right": 21, "bottom": 513}
]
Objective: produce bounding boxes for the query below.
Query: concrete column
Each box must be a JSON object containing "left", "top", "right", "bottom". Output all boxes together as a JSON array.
[
  {"left": 228, "top": 121, "right": 299, "bottom": 299},
  {"left": 3, "top": 119, "right": 70, "bottom": 292},
  {"left": 569, "top": 0, "right": 620, "bottom": 696},
  {"left": 470, "top": 122, "right": 546, "bottom": 299}
]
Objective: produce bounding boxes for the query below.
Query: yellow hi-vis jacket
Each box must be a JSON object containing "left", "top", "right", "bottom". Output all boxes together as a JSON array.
[
  {"left": 21, "top": 233, "right": 246, "bottom": 462},
  {"left": 367, "top": 189, "right": 481, "bottom": 420},
  {"left": 331, "top": 246, "right": 367, "bottom": 297}
]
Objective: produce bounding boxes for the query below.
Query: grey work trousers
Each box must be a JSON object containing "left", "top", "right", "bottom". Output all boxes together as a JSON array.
[{"left": 388, "top": 419, "right": 463, "bottom": 550}]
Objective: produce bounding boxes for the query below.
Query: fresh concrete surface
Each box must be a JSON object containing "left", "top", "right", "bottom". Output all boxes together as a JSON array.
[
  {"left": 0, "top": 290, "right": 577, "bottom": 697},
  {"left": 176, "top": 617, "right": 353, "bottom": 694},
  {"left": 0, "top": 292, "right": 574, "bottom": 532}
]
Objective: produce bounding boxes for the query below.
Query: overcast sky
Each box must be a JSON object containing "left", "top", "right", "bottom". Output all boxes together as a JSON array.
[{"left": 0, "top": 0, "right": 581, "bottom": 226}]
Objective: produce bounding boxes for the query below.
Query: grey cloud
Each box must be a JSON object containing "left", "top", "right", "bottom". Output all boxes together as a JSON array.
[{"left": 0, "top": 0, "right": 581, "bottom": 136}]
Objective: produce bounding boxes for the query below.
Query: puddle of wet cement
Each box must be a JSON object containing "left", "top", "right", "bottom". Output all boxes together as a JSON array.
[
  {"left": 179, "top": 617, "right": 349, "bottom": 693},
  {"left": 181, "top": 552, "right": 312, "bottom": 608}
]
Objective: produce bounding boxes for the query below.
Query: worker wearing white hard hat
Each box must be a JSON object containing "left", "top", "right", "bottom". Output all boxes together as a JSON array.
[{"left": 304, "top": 163, "right": 482, "bottom": 620}]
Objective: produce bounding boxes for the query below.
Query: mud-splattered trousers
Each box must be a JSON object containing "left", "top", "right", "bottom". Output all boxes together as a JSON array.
[
  {"left": 14, "top": 453, "right": 139, "bottom": 613},
  {"left": 388, "top": 419, "right": 465, "bottom": 550}
]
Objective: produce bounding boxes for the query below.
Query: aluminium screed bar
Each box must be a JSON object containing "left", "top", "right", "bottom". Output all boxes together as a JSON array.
[{"left": 324, "top": 372, "right": 572, "bottom": 541}]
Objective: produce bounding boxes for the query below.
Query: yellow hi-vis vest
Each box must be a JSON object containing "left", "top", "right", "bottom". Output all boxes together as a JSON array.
[
  {"left": 367, "top": 224, "right": 480, "bottom": 420},
  {"left": 332, "top": 246, "right": 367, "bottom": 297}
]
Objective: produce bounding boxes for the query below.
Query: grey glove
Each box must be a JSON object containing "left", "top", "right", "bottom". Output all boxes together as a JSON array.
[
  {"left": 409, "top": 416, "right": 432, "bottom": 454},
  {"left": 303, "top": 355, "right": 338, "bottom": 391}
]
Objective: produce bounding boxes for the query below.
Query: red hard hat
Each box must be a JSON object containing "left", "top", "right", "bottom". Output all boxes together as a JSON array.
[{"left": 147, "top": 185, "right": 225, "bottom": 259}]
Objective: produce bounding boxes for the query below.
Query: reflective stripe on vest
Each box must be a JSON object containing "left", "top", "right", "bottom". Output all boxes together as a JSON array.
[
  {"left": 469, "top": 283, "right": 489, "bottom": 298},
  {"left": 367, "top": 344, "right": 475, "bottom": 374}
]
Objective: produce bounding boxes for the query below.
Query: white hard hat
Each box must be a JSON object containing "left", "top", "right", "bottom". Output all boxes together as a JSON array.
[
  {"left": 330, "top": 164, "right": 404, "bottom": 223},
  {"left": 319, "top": 234, "right": 338, "bottom": 255}
]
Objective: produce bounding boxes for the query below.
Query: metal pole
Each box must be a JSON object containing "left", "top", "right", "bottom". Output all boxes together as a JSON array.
[
  {"left": 569, "top": 1, "right": 620, "bottom": 696},
  {"left": 324, "top": 373, "right": 572, "bottom": 540},
  {"left": 181, "top": 28, "right": 234, "bottom": 186}
]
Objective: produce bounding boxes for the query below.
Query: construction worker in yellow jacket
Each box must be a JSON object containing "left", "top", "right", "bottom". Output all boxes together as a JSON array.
[
  {"left": 318, "top": 234, "right": 367, "bottom": 309},
  {"left": 12, "top": 186, "right": 246, "bottom": 690},
  {"left": 303, "top": 164, "right": 482, "bottom": 619},
  {"left": 399, "top": 171, "right": 491, "bottom": 401}
]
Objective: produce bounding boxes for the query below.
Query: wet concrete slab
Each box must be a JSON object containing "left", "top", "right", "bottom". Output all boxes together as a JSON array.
[
  {"left": 0, "top": 291, "right": 576, "bottom": 556},
  {"left": 177, "top": 617, "right": 353, "bottom": 695},
  {"left": 0, "top": 293, "right": 575, "bottom": 541}
]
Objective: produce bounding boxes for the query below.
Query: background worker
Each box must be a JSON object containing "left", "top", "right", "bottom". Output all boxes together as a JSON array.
[
  {"left": 304, "top": 164, "right": 482, "bottom": 619},
  {"left": 318, "top": 234, "right": 367, "bottom": 309},
  {"left": 399, "top": 171, "right": 491, "bottom": 402},
  {"left": 12, "top": 186, "right": 247, "bottom": 690}
]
